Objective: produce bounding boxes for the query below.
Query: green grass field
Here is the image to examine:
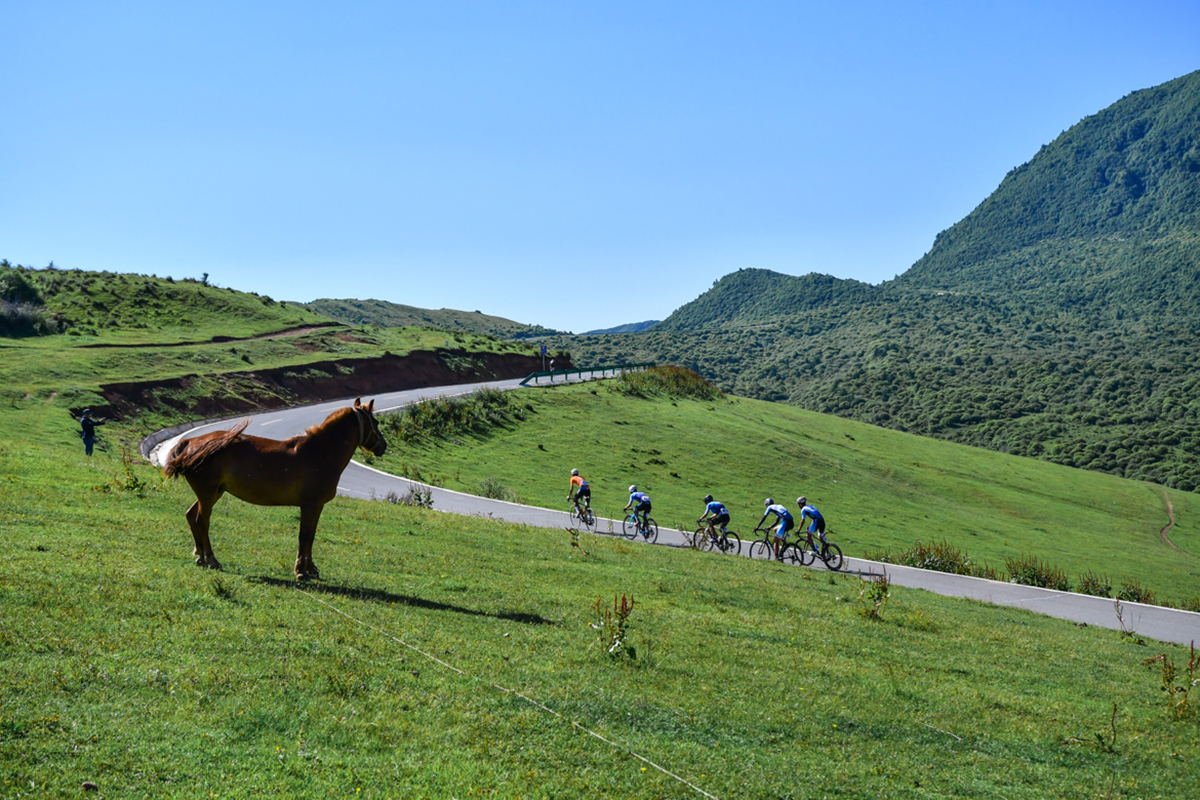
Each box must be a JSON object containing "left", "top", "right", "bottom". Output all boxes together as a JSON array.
[
  {"left": 3, "top": 399, "right": 1199, "bottom": 798},
  {"left": 373, "top": 381, "right": 1200, "bottom": 605}
]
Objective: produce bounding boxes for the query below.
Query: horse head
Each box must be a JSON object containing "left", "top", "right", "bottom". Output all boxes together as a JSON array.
[{"left": 353, "top": 398, "right": 388, "bottom": 457}]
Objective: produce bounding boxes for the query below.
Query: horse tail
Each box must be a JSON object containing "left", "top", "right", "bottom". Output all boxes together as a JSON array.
[{"left": 163, "top": 420, "right": 250, "bottom": 478}]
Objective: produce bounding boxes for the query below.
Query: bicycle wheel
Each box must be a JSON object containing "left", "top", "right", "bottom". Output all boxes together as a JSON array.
[
  {"left": 693, "top": 527, "right": 713, "bottom": 551},
  {"left": 582, "top": 507, "right": 597, "bottom": 531},
  {"left": 622, "top": 515, "right": 638, "bottom": 540},
  {"left": 780, "top": 542, "right": 806, "bottom": 566},
  {"left": 749, "top": 539, "right": 773, "bottom": 560},
  {"left": 569, "top": 506, "right": 581, "bottom": 526},
  {"left": 822, "top": 543, "right": 844, "bottom": 571},
  {"left": 721, "top": 531, "right": 741, "bottom": 556},
  {"left": 643, "top": 518, "right": 658, "bottom": 544}
]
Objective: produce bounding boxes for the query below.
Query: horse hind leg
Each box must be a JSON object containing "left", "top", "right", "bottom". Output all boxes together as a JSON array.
[
  {"left": 295, "top": 503, "right": 325, "bottom": 581},
  {"left": 184, "top": 488, "right": 223, "bottom": 570}
]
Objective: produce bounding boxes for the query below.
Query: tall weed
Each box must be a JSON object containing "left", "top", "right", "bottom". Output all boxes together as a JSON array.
[
  {"left": 614, "top": 366, "right": 723, "bottom": 401},
  {"left": 1005, "top": 554, "right": 1072, "bottom": 591},
  {"left": 869, "top": 539, "right": 999, "bottom": 580}
]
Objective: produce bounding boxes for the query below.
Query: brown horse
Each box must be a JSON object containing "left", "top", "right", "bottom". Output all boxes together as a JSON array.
[{"left": 163, "top": 398, "right": 387, "bottom": 579}]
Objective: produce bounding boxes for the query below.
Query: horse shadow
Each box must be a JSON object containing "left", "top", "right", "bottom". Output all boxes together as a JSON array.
[{"left": 249, "top": 575, "right": 554, "bottom": 626}]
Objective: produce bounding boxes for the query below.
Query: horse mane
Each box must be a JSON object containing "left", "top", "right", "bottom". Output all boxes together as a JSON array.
[
  {"left": 305, "top": 406, "right": 355, "bottom": 438},
  {"left": 163, "top": 419, "right": 250, "bottom": 478}
]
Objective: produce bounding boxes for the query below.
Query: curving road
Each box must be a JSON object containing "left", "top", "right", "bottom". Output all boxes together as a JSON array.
[{"left": 146, "top": 376, "right": 1200, "bottom": 647}]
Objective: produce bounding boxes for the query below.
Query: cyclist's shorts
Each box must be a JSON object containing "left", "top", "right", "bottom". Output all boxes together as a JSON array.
[
  {"left": 575, "top": 486, "right": 591, "bottom": 499},
  {"left": 635, "top": 501, "right": 651, "bottom": 514},
  {"left": 809, "top": 517, "right": 826, "bottom": 535},
  {"left": 711, "top": 513, "right": 730, "bottom": 528},
  {"left": 774, "top": 517, "right": 793, "bottom": 538}
]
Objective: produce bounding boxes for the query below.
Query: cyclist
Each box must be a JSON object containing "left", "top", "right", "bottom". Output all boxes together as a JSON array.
[
  {"left": 698, "top": 494, "right": 731, "bottom": 543},
  {"left": 623, "top": 485, "right": 652, "bottom": 531},
  {"left": 797, "top": 496, "right": 827, "bottom": 551},
  {"left": 567, "top": 468, "right": 591, "bottom": 513},
  {"left": 755, "top": 498, "right": 794, "bottom": 560}
]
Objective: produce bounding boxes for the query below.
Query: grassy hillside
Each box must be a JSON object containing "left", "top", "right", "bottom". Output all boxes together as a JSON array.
[
  {"left": 3, "top": 391, "right": 1199, "bottom": 797},
  {"left": 307, "top": 298, "right": 560, "bottom": 339},
  {"left": 2, "top": 262, "right": 332, "bottom": 344},
  {"left": 556, "top": 72, "right": 1200, "bottom": 495},
  {"left": 372, "top": 381, "right": 1200, "bottom": 604}
]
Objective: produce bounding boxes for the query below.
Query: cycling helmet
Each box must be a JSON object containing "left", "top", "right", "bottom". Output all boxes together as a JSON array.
[
  {"left": 629, "top": 485, "right": 638, "bottom": 493},
  {"left": 703, "top": 494, "right": 713, "bottom": 503},
  {"left": 797, "top": 496, "right": 807, "bottom": 507},
  {"left": 571, "top": 468, "right": 579, "bottom": 476},
  {"left": 764, "top": 498, "right": 774, "bottom": 506}
]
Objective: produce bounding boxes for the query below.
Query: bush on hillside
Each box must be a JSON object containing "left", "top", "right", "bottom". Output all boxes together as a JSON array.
[
  {"left": 1077, "top": 571, "right": 1113, "bottom": 598},
  {"left": 0, "top": 300, "right": 59, "bottom": 337},
  {"left": 868, "top": 539, "right": 999, "bottom": 581},
  {"left": 1005, "top": 554, "right": 1072, "bottom": 592},
  {"left": 1117, "top": 578, "right": 1156, "bottom": 605},
  {"left": 381, "top": 388, "right": 518, "bottom": 442},
  {"left": 615, "top": 365, "right": 723, "bottom": 401}
]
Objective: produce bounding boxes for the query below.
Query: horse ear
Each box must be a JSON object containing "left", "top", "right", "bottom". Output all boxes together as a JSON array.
[
  {"left": 367, "top": 399, "right": 375, "bottom": 412},
  {"left": 353, "top": 397, "right": 362, "bottom": 408}
]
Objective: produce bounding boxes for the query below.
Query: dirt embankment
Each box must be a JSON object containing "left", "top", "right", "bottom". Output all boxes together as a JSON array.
[{"left": 92, "top": 349, "right": 564, "bottom": 420}]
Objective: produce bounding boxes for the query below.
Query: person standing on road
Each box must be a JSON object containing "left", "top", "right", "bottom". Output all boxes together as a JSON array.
[{"left": 79, "top": 408, "right": 106, "bottom": 456}]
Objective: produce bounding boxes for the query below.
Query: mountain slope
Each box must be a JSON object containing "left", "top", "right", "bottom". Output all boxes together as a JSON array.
[
  {"left": 556, "top": 70, "right": 1200, "bottom": 493},
  {"left": 306, "top": 298, "right": 559, "bottom": 339}
]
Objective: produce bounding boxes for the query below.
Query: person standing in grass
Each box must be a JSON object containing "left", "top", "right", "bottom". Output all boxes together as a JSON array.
[
  {"left": 567, "top": 468, "right": 591, "bottom": 512},
  {"left": 79, "top": 408, "right": 106, "bottom": 456},
  {"left": 756, "top": 498, "right": 794, "bottom": 560}
]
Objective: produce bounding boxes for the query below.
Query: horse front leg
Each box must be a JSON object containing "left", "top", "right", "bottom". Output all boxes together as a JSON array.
[
  {"left": 185, "top": 497, "right": 222, "bottom": 570},
  {"left": 295, "top": 503, "right": 325, "bottom": 581}
]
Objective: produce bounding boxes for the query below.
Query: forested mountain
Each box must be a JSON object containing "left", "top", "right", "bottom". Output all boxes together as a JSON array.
[
  {"left": 306, "top": 298, "right": 560, "bottom": 339},
  {"left": 556, "top": 70, "right": 1200, "bottom": 493}
]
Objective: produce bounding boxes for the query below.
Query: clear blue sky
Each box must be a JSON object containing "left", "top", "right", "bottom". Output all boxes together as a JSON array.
[{"left": 2, "top": 2, "right": 1197, "bottom": 332}]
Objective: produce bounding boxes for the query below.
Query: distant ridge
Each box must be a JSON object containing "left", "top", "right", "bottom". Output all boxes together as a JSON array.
[
  {"left": 580, "top": 320, "right": 660, "bottom": 335},
  {"left": 306, "top": 298, "right": 560, "bottom": 340}
]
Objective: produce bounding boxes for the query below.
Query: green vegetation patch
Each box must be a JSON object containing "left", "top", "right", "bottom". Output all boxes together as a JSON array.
[
  {"left": 615, "top": 365, "right": 723, "bottom": 401},
  {"left": 372, "top": 382, "right": 1200, "bottom": 604},
  {"left": 2, "top": 401, "right": 1198, "bottom": 797}
]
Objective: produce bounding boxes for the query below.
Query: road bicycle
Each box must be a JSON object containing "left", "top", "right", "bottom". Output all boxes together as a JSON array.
[
  {"left": 569, "top": 500, "right": 597, "bottom": 531},
  {"left": 748, "top": 527, "right": 805, "bottom": 565},
  {"left": 622, "top": 512, "right": 658, "bottom": 543},
  {"left": 797, "top": 531, "right": 844, "bottom": 571},
  {"left": 694, "top": 522, "right": 741, "bottom": 556}
]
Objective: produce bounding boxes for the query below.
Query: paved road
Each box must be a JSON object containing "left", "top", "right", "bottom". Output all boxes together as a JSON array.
[{"left": 147, "top": 377, "right": 1200, "bottom": 647}]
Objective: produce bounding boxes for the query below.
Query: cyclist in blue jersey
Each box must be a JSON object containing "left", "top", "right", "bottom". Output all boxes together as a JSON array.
[
  {"left": 623, "top": 485, "right": 652, "bottom": 529},
  {"left": 797, "top": 496, "right": 826, "bottom": 548},
  {"left": 756, "top": 498, "right": 794, "bottom": 560},
  {"left": 698, "top": 494, "right": 730, "bottom": 542}
]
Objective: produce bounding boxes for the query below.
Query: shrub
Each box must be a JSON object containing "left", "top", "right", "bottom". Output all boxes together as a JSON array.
[
  {"left": 1077, "top": 571, "right": 1113, "bottom": 598},
  {"left": 857, "top": 571, "right": 891, "bottom": 619},
  {"left": 615, "top": 365, "right": 723, "bottom": 401},
  {"left": 1117, "top": 578, "right": 1156, "bottom": 605},
  {"left": 869, "top": 539, "right": 999, "bottom": 580},
  {"left": 1005, "top": 554, "right": 1072, "bottom": 591},
  {"left": 382, "top": 388, "right": 517, "bottom": 442},
  {"left": 474, "top": 476, "right": 522, "bottom": 504},
  {"left": 0, "top": 300, "right": 59, "bottom": 337}
]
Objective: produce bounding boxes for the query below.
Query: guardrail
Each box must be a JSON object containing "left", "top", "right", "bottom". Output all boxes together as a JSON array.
[{"left": 519, "top": 363, "right": 655, "bottom": 387}]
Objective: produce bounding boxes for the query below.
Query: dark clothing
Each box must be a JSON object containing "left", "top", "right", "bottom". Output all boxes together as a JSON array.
[
  {"left": 711, "top": 512, "right": 730, "bottom": 528},
  {"left": 80, "top": 416, "right": 104, "bottom": 456}
]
